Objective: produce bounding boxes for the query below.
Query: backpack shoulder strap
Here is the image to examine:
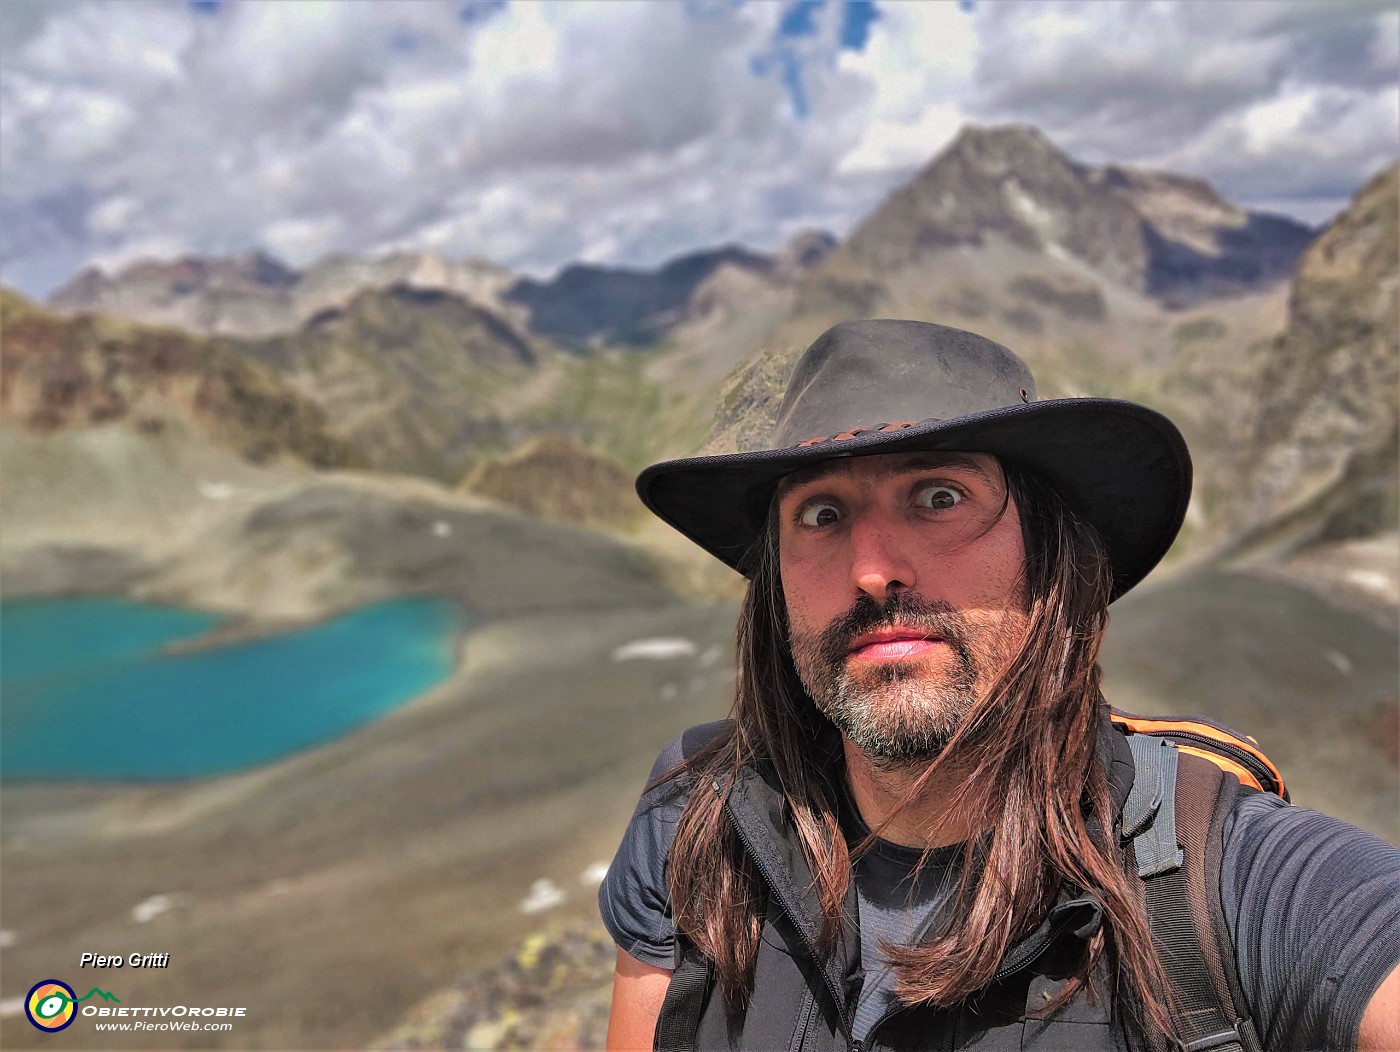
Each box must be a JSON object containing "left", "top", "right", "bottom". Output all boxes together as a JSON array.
[
  {"left": 1124, "top": 734, "right": 1263, "bottom": 1052},
  {"left": 653, "top": 724, "right": 729, "bottom": 1052},
  {"left": 654, "top": 934, "right": 711, "bottom": 1052}
]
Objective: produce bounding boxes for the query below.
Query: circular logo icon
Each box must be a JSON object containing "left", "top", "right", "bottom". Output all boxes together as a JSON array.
[{"left": 25, "top": 980, "right": 77, "bottom": 1032}]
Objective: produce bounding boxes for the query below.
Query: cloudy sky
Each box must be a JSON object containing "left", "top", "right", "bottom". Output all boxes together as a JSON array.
[{"left": 1, "top": 0, "right": 1395, "bottom": 298}]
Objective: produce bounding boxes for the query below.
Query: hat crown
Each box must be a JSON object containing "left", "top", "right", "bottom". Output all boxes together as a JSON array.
[{"left": 771, "top": 320, "right": 1037, "bottom": 448}]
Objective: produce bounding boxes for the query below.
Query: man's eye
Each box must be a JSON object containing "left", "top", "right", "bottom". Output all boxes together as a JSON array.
[
  {"left": 914, "top": 484, "right": 963, "bottom": 510},
  {"left": 798, "top": 502, "right": 842, "bottom": 527}
]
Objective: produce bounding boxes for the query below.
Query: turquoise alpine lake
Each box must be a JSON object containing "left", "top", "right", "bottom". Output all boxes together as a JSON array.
[{"left": 1, "top": 596, "right": 465, "bottom": 780}]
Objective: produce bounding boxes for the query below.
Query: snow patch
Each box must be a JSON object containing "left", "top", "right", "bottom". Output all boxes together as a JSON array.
[
  {"left": 1345, "top": 569, "right": 1393, "bottom": 596},
  {"left": 198, "top": 480, "right": 235, "bottom": 500},
  {"left": 519, "top": 879, "right": 565, "bottom": 914},
  {"left": 611, "top": 638, "right": 698, "bottom": 662},
  {"left": 132, "top": 894, "right": 174, "bottom": 923},
  {"left": 579, "top": 861, "right": 610, "bottom": 886},
  {"left": 1323, "top": 648, "right": 1353, "bottom": 675}
]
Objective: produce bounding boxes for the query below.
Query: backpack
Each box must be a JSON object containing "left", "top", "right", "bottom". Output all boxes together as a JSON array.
[
  {"left": 1113, "top": 709, "right": 1288, "bottom": 1052},
  {"left": 656, "top": 712, "right": 1290, "bottom": 1052}
]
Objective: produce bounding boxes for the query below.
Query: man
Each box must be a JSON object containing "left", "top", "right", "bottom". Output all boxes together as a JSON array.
[{"left": 599, "top": 320, "right": 1400, "bottom": 1051}]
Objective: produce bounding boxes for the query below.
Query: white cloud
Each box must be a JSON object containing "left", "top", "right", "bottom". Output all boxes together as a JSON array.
[
  {"left": 261, "top": 215, "right": 348, "bottom": 264},
  {"left": 835, "top": 1, "right": 978, "bottom": 175},
  {"left": 961, "top": 0, "right": 1398, "bottom": 210},
  {"left": 21, "top": 1, "right": 191, "bottom": 87},
  {"left": 0, "top": 0, "right": 1393, "bottom": 298}
]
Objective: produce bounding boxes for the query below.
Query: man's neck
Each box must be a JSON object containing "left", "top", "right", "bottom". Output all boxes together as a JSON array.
[{"left": 842, "top": 738, "right": 987, "bottom": 849}]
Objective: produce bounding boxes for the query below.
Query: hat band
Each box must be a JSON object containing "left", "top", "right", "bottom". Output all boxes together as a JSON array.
[{"left": 792, "top": 419, "right": 920, "bottom": 449}]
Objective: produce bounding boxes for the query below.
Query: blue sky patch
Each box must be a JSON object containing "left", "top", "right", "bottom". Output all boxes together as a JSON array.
[
  {"left": 459, "top": 0, "right": 508, "bottom": 25},
  {"left": 188, "top": 0, "right": 222, "bottom": 14},
  {"left": 779, "top": 52, "right": 810, "bottom": 118},
  {"left": 839, "top": 1, "right": 879, "bottom": 52},
  {"left": 779, "top": 0, "right": 825, "bottom": 39},
  {"left": 750, "top": 50, "right": 810, "bottom": 120}
]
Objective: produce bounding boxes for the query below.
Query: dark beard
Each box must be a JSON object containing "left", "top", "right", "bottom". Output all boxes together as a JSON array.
[{"left": 789, "top": 592, "right": 983, "bottom": 771}]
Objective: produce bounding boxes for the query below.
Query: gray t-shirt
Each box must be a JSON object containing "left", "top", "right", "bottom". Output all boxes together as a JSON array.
[
  {"left": 599, "top": 731, "right": 1400, "bottom": 1050},
  {"left": 839, "top": 780, "right": 961, "bottom": 1043}
]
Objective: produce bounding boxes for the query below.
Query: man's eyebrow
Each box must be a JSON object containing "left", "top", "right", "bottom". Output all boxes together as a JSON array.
[{"left": 776, "top": 452, "right": 999, "bottom": 497}]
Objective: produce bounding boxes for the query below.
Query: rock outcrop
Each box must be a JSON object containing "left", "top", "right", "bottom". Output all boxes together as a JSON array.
[
  {"left": 379, "top": 923, "right": 614, "bottom": 1051},
  {"left": 459, "top": 434, "right": 640, "bottom": 531},
  {"left": 1231, "top": 162, "right": 1400, "bottom": 555}
]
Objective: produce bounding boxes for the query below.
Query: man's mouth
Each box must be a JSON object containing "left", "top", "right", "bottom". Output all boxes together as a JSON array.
[{"left": 847, "top": 627, "right": 945, "bottom": 662}]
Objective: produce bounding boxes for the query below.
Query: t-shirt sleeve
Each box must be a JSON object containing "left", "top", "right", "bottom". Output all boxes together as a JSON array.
[
  {"left": 1220, "top": 791, "right": 1400, "bottom": 1051},
  {"left": 597, "top": 730, "right": 691, "bottom": 969}
]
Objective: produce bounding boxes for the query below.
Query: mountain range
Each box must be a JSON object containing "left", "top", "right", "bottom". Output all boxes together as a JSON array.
[
  {"left": 32, "top": 123, "right": 1347, "bottom": 535},
  {"left": 45, "top": 127, "right": 1313, "bottom": 353}
]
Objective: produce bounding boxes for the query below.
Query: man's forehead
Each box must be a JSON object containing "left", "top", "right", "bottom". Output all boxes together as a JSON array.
[{"left": 775, "top": 450, "right": 1002, "bottom": 497}]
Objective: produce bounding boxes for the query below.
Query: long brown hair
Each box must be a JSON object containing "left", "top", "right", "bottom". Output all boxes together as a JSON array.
[{"left": 663, "top": 458, "right": 1175, "bottom": 1039}]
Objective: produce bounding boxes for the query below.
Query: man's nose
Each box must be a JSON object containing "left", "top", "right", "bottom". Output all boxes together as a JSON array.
[{"left": 848, "top": 511, "right": 918, "bottom": 603}]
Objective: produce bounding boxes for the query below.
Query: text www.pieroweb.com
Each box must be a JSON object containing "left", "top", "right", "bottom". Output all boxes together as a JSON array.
[
  {"left": 94, "top": 1020, "right": 235, "bottom": 1032},
  {"left": 85, "top": 1004, "right": 245, "bottom": 1033}
]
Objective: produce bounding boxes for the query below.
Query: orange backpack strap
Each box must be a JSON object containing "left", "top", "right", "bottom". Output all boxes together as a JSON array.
[{"left": 1111, "top": 709, "right": 1287, "bottom": 800}]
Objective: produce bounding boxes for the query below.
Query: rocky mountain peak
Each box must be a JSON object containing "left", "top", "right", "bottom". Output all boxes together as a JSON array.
[
  {"left": 934, "top": 122, "right": 1073, "bottom": 180},
  {"left": 834, "top": 122, "right": 1312, "bottom": 302},
  {"left": 841, "top": 122, "right": 1151, "bottom": 288},
  {"left": 51, "top": 250, "right": 299, "bottom": 311}
]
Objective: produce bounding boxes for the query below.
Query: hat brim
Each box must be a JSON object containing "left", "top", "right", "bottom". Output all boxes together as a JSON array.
[{"left": 636, "top": 398, "right": 1191, "bottom": 601}]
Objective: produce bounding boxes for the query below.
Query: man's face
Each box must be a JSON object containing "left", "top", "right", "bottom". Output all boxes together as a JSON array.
[{"left": 776, "top": 451, "right": 1030, "bottom": 769}]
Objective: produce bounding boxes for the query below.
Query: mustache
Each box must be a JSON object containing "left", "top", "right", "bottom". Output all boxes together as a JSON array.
[{"left": 814, "top": 591, "right": 974, "bottom": 667}]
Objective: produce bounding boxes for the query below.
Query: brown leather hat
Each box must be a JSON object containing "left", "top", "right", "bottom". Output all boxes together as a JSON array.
[{"left": 636, "top": 319, "right": 1191, "bottom": 600}]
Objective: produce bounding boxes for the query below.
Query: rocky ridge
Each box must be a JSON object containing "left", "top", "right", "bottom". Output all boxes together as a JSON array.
[
  {"left": 0, "top": 289, "right": 362, "bottom": 472},
  {"left": 50, "top": 250, "right": 525, "bottom": 340},
  {"left": 505, "top": 245, "right": 774, "bottom": 350},
  {"left": 237, "top": 283, "right": 546, "bottom": 482},
  {"left": 47, "top": 231, "right": 837, "bottom": 358}
]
